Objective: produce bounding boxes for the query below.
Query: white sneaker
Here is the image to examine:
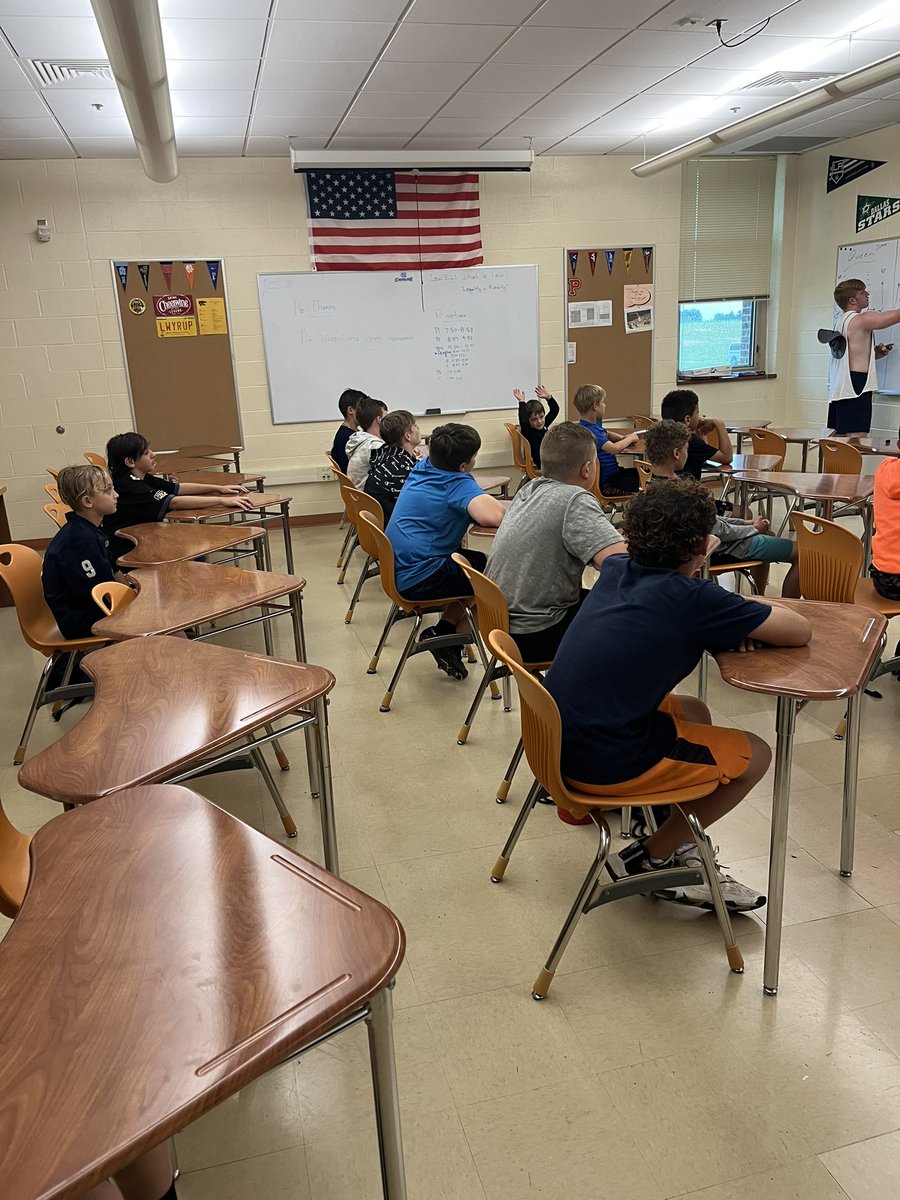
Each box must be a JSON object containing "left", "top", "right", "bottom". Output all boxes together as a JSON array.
[{"left": 661, "top": 844, "right": 766, "bottom": 912}]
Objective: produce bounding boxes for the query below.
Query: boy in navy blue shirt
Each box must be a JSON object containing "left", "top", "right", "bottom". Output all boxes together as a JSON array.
[
  {"left": 546, "top": 479, "right": 811, "bottom": 911},
  {"left": 330, "top": 387, "right": 367, "bottom": 473},
  {"left": 572, "top": 383, "right": 643, "bottom": 495},
  {"left": 513, "top": 384, "right": 559, "bottom": 469},
  {"left": 387, "top": 423, "right": 505, "bottom": 678}
]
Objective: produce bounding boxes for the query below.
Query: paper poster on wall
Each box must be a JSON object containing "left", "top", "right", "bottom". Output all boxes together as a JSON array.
[
  {"left": 568, "top": 299, "right": 612, "bottom": 328},
  {"left": 196, "top": 296, "right": 228, "bottom": 335},
  {"left": 624, "top": 284, "right": 654, "bottom": 334},
  {"left": 154, "top": 293, "right": 196, "bottom": 338},
  {"left": 567, "top": 341, "right": 576, "bottom": 364}
]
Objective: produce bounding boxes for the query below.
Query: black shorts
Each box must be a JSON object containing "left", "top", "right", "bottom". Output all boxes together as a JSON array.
[
  {"left": 871, "top": 566, "right": 900, "bottom": 602},
  {"left": 402, "top": 548, "right": 487, "bottom": 602},
  {"left": 828, "top": 370, "right": 872, "bottom": 433},
  {"left": 510, "top": 591, "right": 587, "bottom": 664},
  {"left": 600, "top": 467, "right": 640, "bottom": 496}
]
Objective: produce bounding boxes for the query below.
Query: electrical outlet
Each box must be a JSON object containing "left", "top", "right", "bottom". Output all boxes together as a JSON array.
[{"left": 316, "top": 466, "right": 334, "bottom": 481}]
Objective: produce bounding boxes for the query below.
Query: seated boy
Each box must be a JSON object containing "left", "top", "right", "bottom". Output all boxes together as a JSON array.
[
  {"left": 546, "top": 479, "right": 811, "bottom": 911},
  {"left": 660, "top": 388, "right": 733, "bottom": 480},
  {"left": 42, "top": 464, "right": 134, "bottom": 639},
  {"left": 330, "top": 387, "right": 367, "bottom": 474},
  {"left": 388, "top": 423, "right": 506, "bottom": 679},
  {"left": 103, "top": 432, "right": 254, "bottom": 565},
  {"left": 364, "top": 409, "right": 422, "bottom": 521},
  {"left": 572, "top": 383, "right": 643, "bottom": 495},
  {"left": 871, "top": 437, "right": 900, "bottom": 601},
  {"left": 488, "top": 422, "right": 624, "bottom": 661},
  {"left": 346, "top": 396, "right": 388, "bottom": 489},
  {"left": 644, "top": 420, "right": 800, "bottom": 597},
  {"left": 513, "top": 383, "right": 559, "bottom": 469}
]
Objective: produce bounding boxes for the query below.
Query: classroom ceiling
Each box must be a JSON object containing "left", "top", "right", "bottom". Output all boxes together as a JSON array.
[{"left": 1, "top": 0, "right": 900, "bottom": 164}]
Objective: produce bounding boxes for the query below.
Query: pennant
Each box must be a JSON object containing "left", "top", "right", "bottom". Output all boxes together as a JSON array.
[
  {"left": 642, "top": 247, "right": 652, "bottom": 273},
  {"left": 114, "top": 262, "right": 128, "bottom": 292},
  {"left": 137, "top": 263, "right": 150, "bottom": 292},
  {"left": 623, "top": 248, "right": 633, "bottom": 273},
  {"left": 160, "top": 261, "right": 173, "bottom": 291},
  {"left": 827, "top": 156, "right": 885, "bottom": 193},
  {"left": 588, "top": 251, "right": 597, "bottom": 276},
  {"left": 856, "top": 194, "right": 900, "bottom": 233},
  {"left": 605, "top": 250, "right": 615, "bottom": 275},
  {"left": 206, "top": 260, "right": 220, "bottom": 290},
  {"left": 183, "top": 261, "right": 195, "bottom": 290},
  {"left": 568, "top": 250, "right": 579, "bottom": 277}
]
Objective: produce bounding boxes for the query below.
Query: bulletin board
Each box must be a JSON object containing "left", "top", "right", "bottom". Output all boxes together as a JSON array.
[
  {"left": 564, "top": 246, "right": 654, "bottom": 420},
  {"left": 111, "top": 259, "right": 243, "bottom": 449}
]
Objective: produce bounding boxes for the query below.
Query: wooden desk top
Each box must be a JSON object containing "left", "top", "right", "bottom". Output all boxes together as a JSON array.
[
  {"left": 18, "top": 637, "right": 334, "bottom": 803},
  {"left": 727, "top": 470, "right": 875, "bottom": 502},
  {"left": 725, "top": 420, "right": 771, "bottom": 432},
  {"left": 116, "top": 522, "right": 266, "bottom": 567},
  {"left": 0, "top": 785, "right": 403, "bottom": 1200},
  {"left": 829, "top": 436, "right": 900, "bottom": 458},
  {"left": 473, "top": 474, "right": 510, "bottom": 492},
  {"left": 165, "top": 492, "right": 288, "bottom": 522},
  {"left": 92, "top": 560, "right": 306, "bottom": 641},
  {"left": 770, "top": 426, "right": 833, "bottom": 441},
  {"left": 155, "top": 456, "right": 225, "bottom": 475},
  {"left": 718, "top": 453, "right": 782, "bottom": 472},
  {"left": 175, "top": 469, "right": 265, "bottom": 487},
  {"left": 469, "top": 498, "right": 512, "bottom": 536},
  {"left": 158, "top": 443, "right": 241, "bottom": 458},
  {"left": 714, "top": 599, "right": 887, "bottom": 703}
]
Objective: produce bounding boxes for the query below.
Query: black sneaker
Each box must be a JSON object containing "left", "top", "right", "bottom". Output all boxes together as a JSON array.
[
  {"left": 418, "top": 626, "right": 468, "bottom": 680},
  {"left": 606, "top": 840, "right": 671, "bottom": 881}
]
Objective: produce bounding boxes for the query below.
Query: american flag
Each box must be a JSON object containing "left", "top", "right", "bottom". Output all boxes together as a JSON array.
[{"left": 304, "top": 169, "right": 483, "bottom": 272}]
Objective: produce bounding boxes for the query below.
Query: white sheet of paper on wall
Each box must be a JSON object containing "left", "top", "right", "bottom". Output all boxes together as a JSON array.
[
  {"left": 568, "top": 300, "right": 611, "bottom": 328},
  {"left": 567, "top": 341, "right": 576, "bottom": 364}
]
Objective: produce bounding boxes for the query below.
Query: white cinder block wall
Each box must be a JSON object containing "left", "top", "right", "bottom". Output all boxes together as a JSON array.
[{"left": 1, "top": 141, "right": 878, "bottom": 542}]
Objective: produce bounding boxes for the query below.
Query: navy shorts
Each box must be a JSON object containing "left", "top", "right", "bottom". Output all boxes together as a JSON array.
[{"left": 402, "top": 548, "right": 487, "bottom": 602}]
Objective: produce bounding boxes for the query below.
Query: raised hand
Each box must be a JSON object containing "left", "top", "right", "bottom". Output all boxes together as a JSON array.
[
  {"left": 535, "top": 384, "right": 552, "bottom": 400},
  {"left": 512, "top": 388, "right": 526, "bottom": 403}
]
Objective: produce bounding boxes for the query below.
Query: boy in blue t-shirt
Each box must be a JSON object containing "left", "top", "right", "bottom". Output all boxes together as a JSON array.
[
  {"left": 387, "top": 423, "right": 506, "bottom": 678},
  {"left": 571, "top": 383, "right": 643, "bottom": 495},
  {"left": 546, "top": 479, "right": 811, "bottom": 911}
]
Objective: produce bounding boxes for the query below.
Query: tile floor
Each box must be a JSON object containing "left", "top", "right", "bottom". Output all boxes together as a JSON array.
[{"left": 3, "top": 517, "right": 900, "bottom": 1200}]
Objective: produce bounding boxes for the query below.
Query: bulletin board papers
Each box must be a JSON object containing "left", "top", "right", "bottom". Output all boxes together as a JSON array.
[
  {"left": 624, "top": 283, "right": 654, "bottom": 334},
  {"left": 197, "top": 297, "right": 228, "bottom": 335},
  {"left": 567, "top": 341, "right": 576, "bottom": 364},
  {"left": 568, "top": 299, "right": 611, "bottom": 328}
]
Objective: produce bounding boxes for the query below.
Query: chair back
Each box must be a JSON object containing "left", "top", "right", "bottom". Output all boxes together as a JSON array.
[
  {"left": 749, "top": 428, "right": 786, "bottom": 468},
  {"left": 790, "top": 512, "right": 863, "bottom": 604},
  {"left": 43, "top": 502, "right": 69, "bottom": 529},
  {"left": 45, "top": 465, "right": 59, "bottom": 479},
  {"left": 0, "top": 544, "right": 71, "bottom": 654},
  {"left": 358, "top": 512, "right": 404, "bottom": 606},
  {"left": 634, "top": 459, "right": 653, "bottom": 490},
  {"left": 0, "top": 793, "right": 30, "bottom": 919},
  {"left": 451, "top": 553, "right": 509, "bottom": 639},
  {"left": 702, "top": 424, "right": 721, "bottom": 451},
  {"left": 325, "top": 451, "right": 341, "bottom": 474},
  {"left": 91, "top": 581, "right": 137, "bottom": 617},
  {"left": 521, "top": 435, "right": 540, "bottom": 480},
  {"left": 84, "top": 451, "right": 107, "bottom": 469},
  {"left": 628, "top": 415, "right": 654, "bottom": 430},
  {"left": 589, "top": 460, "right": 626, "bottom": 511},
  {"left": 819, "top": 438, "right": 862, "bottom": 475},
  {"left": 43, "top": 482, "right": 62, "bottom": 503},
  {"left": 344, "top": 485, "right": 384, "bottom": 537},
  {"left": 503, "top": 423, "right": 528, "bottom": 474}
]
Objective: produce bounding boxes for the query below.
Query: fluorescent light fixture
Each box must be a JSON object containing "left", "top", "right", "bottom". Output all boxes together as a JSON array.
[
  {"left": 290, "top": 147, "right": 534, "bottom": 173},
  {"left": 632, "top": 48, "right": 900, "bottom": 177},
  {"left": 90, "top": 0, "right": 177, "bottom": 183}
]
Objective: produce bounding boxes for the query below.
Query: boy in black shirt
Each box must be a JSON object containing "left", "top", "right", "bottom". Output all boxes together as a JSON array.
[
  {"left": 103, "top": 432, "right": 254, "bottom": 564},
  {"left": 364, "top": 409, "right": 422, "bottom": 520},
  {"left": 660, "top": 388, "right": 733, "bottom": 480},
  {"left": 330, "top": 387, "right": 367, "bottom": 473},
  {"left": 513, "top": 384, "right": 559, "bottom": 469}
]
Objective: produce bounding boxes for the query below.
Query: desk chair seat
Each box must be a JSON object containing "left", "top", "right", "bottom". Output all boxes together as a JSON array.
[
  {"left": 0, "top": 544, "right": 105, "bottom": 766},
  {"left": 342, "top": 485, "right": 384, "bottom": 622},
  {"left": 359, "top": 512, "right": 486, "bottom": 712},
  {"left": 486, "top": 630, "right": 744, "bottom": 999}
]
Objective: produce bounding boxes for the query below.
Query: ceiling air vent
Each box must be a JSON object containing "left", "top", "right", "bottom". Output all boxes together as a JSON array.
[
  {"left": 29, "top": 59, "right": 112, "bottom": 86},
  {"left": 742, "top": 70, "right": 836, "bottom": 89}
]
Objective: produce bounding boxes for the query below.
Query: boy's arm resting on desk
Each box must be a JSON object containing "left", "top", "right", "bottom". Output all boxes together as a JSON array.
[
  {"left": 467, "top": 493, "right": 507, "bottom": 528},
  {"left": 168, "top": 493, "right": 255, "bottom": 511},
  {"left": 602, "top": 431, "right": 642, "bottom": 453},
  {"left": 748, "top": 601, "right": 813, "bottom": 647},
  {"left": 176, "top": 480, "right": 249, "bottom": 496}
]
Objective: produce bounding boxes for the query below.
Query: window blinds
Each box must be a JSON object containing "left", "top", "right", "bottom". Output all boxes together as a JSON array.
[{"left": 679, "top": 157, "right": 776, "bottom": 302}]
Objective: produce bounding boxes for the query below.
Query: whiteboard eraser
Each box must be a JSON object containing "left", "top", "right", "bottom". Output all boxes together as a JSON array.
[{"left": 425, "top": 407, "right": 441, "bottom": 414}]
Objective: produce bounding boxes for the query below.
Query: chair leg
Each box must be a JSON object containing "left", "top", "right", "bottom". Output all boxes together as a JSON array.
[
  {"left": 15, "top": 657, "right": 54, "bottom": 765},
  {"left": 502, "top": 674, "right": 512, "bottom": 711},
  {"left": 250, "top": 744, "right": 297, "bottom": 838},
  {"left": 380, "top": 613, "right": 424, "bottom": 712},
  {"left": 681, "top": 809, "right": 743, "bottom": 973},
  {"left": 345, "top": 556, "right": 376, "bottom": 624},
  {"left": 491, "top": 779, "right": 542, "bottom": 881},
  {"left": 457, "top": 655, "right": 497, "bottom": 744},
  {"left": 496, "top": 738, "right": 524, "bottom": 802},
  {"left": 369, "top": 604, "right": 401, "bottom": 673},
  {"left": 337, "top": 532, "right": 359, "bottom": 584},
  {"left": 620, "top": 807, "right": 631, "bottom": 838},
  {"left": 336, "top": 522, "right": 354, "bottom": 568},
  {"left": 266, "top": 723, "right": 290, "bottom": 771},
  {"left": 532, "top": 814, "right": 611, "bottom": 1000}
]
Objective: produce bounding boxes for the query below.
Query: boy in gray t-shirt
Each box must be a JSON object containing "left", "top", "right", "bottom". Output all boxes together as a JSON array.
[{"left": 487, "top": 422, "right": 624, "bottom": 662}]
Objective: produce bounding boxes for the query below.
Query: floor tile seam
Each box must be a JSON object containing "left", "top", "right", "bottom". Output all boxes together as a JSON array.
[{"left": 175, "top": 1124, "right": 307, "bottom": 1176}]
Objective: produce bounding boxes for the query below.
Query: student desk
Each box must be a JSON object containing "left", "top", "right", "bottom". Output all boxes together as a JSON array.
[
  {"left": 0, "top": 785, "right": 406, "bottom": 1200},
  {"left": 474, "top": 474, "right": 511, "bottom": 498},
  {"left": 715, "top": 600, "right": 886, "bottom": 995},
  {"left": 768, "top": 427, "right": 834, "bottom": 471},
  {"left": 175, "top": 467, "right": 267, "bottom": 493},
  {"left": 92, "top": 558, "right": 308, "bottom": 663},
  {"left": 829, "top": 435, "right": 900, "bottom": 458},
  {"left": 17, "top": 636, "right": 339, "bottom": 873},
  {"left": 116, "top": 522, "right": 267, "bottom": 570},
  {"left": 155, "top": 455, "right": 228, "bottom": 477},
  {"left": 725, "top": 420, "right": 771, "bottom": 452},
  {"left": 718, "top": 453, "right": 783, "bottom": 473},
  {"left": 166, "top": 492, "right": 294, "bottom": 574}
]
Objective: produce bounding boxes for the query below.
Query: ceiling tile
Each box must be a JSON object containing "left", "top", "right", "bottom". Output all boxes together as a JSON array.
[
  {"left": 529, "top": 0, "right": 665, "bottom": 27},
  {"left": 253, "top": 90, "right": 354, "bottom": 119},
  {"left": 383, "top": 23, "right": 514, "bottom": 62},
  {"left": 848, "top": 38, "right": 900, "bottom": 69},
  {"left": 524, "top": 92, "right": 629, "bottom": 121},
  {"left": 0, "top": 1, "right": 93, "bottom": 14},
  {"left": 338, "top": 116, "right": 427, "bottom": 136},
  {"left": 406, "top": 0, "right": 536, "bottom": 22},
  {"left": 0, "top": 114, "right": 60, "bottom": 136},
  {"left": 364, "top": 60, "right": 479, "bottom": 91},
  {"left": 481, "top": 136, "right": 558, "bottom": 153},
  {"left": 173, "top": 116, "right": 249, "bottom": 137},
  {"left": 641, "top": 0, "right": 791, "bottom": 34},
  {"left": 48, "top": 113, "right": 131, "bottom": 138},
  {"left": 162, "top": 18, "right": 267, "bottom": 61},
  {"left": 41, "top": 88, "right": 125, "bottom": 120},
  {"left": 698, "top": 34, "right": 840, "bottom": 72},
  {"left": 250, "top": 116, "right": 335, "bottom": 137},
  {"left": 439, "top": 91, "right": 543, "bottom": 120},
  {"left": 328, "top": 134, "right": 412, "bottom": 148},
  {"left": 1, "top": 15, "right": 106, "bottom": 58},
  {"left": 418, "top": 116, "right": 509, "bottom": 136},
  {"left": 267, "top": 20, "right": 394, "bottom": 61},
  {"left": 764, "top": 0, "right": 864, "bottom": 39},
  {"left": 258, "top": 60, "right": 369, "bottom": 90},
  {"left": 492, "top": 25, "right": 628, "bottom": 65},
  {"left": 170, "top": 90, "right": 255, "bottom": 118},
  {"left": 167, "top": 61, "right": 266, "bottom": 91},
  {"left": 172, "top": 136, "right": 246, "bottom": 155},
  {"left": 502, "top": 116, "right": 591, "bottom": 137},
  {"left": 69, "top": 137, "right": 137, "bottom": 156},
  {"left": 465, "top": 61, "right": 577, "bottom": 92},
  {"left": 0, "top": 39, "right": 31, "bottom": 89},
  {"left": 601, "top": 28, "right": 719, "bottom": 67},
  {"left": 275, "top": 0, "right": 407, "bottom": 18},
  {"left": 0, "top": 136, "right": 74, "bottom": 156},
  {"left": 0, "top": 89, "right": 50, "bottom": 117},
  {"left": 556, "top": 64, "right": 674, "bottom": 93},
  {"left": 349, "top": 91, "right": 453, "bottom": 119},
  {"left": 645, "top": 65, "right": 765, "bottom": 97},
  {"left": 159, "top": 0, "right": 272, "bottom": 16},
  {"left": 543, "top": 134, "right": 635, "bottom": 153},
  {"left": 246, "top": 134, "right": 326, "bottom": 154}
]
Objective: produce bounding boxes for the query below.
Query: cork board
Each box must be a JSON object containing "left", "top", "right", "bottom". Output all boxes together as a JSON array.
[
  {"left": 564, "top": 246, "right": 654, "bottom": 421},
  {"left": 111, "top": 259, "right": 242, "bottom": 450}
]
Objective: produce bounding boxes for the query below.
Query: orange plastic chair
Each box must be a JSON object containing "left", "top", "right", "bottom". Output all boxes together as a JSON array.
[
  {"left": 521, "top": 435, "right": 540, "bottom": 481},
  {"left": 331, "top": 464, "right": 357, "bottom": 574},
  {"left": 485, "top": 629, "right": 743, "bottom": 999},
  {"left": 83, "top": 451, "right": 107, "bottom": 469},
  {"left": 0, "top": 793, "right": 30, "bottom": 919},
  {"left": 0, "top": 544, "right": 107, "bottom": 765},
  {"left": 628, "top": 415, "right": 654, "bottom": 430},
  {"left": 748, "top": 428, "right": 786, "bottom": 468},
  {"left": 819, "top": 438, "right": 863, "bottom": 475},
  {"left": 91, "top": 580, "right": 138, "bottom": 617},
  {"left": 589, "top": 459, "right": 632, "bottom": 518},
  {"left": 503, "top": 422, "right": 531, "bottom": 489},
  {"left": 358, "top": 512, "right": 485, "bottom": 712},
  {"left": 45, "top": 466, "right": 59, "bottom": 479},
  {"left": 342, "top": 486, "right": 384, "bottom": 624},
  {"left": 325, "top": 451, "right": 349, "bottom": 531},
  {"left": 43, "top": 502, "right": 69, "bottom": 529},
  {"left": 43, "top": 482, "right": 61, "bottom": 504},
  {"left": 634, "top": 459, "right": 653, "bottom": 490}
]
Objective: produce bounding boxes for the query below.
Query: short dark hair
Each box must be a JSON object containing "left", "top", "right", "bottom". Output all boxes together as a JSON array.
[
  {"left": 106, "top": 432, "right": 149, "bottom": 476},
  {"left": 338, "top": 387, "right": 367, "bottom": 417},
  {"left": 380, "top": 409, "right": 415, "bottom": 447},
  {"left": 623, "top": 478, "right": 716, "bottom": 568},
  {"left": 834, "top": 278, "right": 865, "bottom": 310},
  {"left": 354, "top": 396, "right": 385, "bottom": 433},
  {"left": 429, "top": 423, "right": 480, "bottom": 471},
  {"left": 643, "top": 419, "right": 689, "bottom": 466},
  {"left": 539, "top": 422, "right": 596, "bottom": 481},
  {"left": 660, "top": 389, "right": 700, "bottom": 423},
  {"left": 524, "top": 399, "right": 544, "bottom": 417}
]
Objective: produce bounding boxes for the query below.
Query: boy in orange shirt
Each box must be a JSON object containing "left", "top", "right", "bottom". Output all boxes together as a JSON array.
[{"left": 871, "top": 441, "right": 900, "bottom": 601}]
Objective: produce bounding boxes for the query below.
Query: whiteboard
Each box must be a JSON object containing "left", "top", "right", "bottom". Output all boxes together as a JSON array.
[
  {"left": 257, "top": 266, "right": 539, "bottom": 423},
  {"left": 835, "top": 238, "right": 900, "bottom": 392}
]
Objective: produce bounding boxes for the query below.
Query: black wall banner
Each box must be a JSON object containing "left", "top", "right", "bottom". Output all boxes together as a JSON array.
[{"left": 827, "top": 156, "right": 885, "bottom": 193}]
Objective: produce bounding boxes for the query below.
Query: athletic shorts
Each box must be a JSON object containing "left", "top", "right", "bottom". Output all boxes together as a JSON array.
[
  {"left": 401, "top": 548, "right": 487, "bottom": 602},
  {"left": 600, "top": 467, "right": 640, "bottom": 496},
  {"left": 712, "top": 533, "right": 794, "bottom": 565},
  {"left": 563, "top": 694, "right": 752, "bottom": 819},
  {"left": 828, "top": 371, "right": 872, "bottom": 434},
  {"left": 871, "top": 566, "right": 900, "bottom": 602},
  {"left": 510, "top": 591, "right": 587, "bottom": 664}
]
